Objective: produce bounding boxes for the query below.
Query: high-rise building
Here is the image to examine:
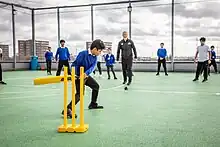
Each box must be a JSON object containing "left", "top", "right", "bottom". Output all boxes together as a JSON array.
[
  {"left": 18, "top": 40, "right": 49, "bottom": 61},
  {"left": 0, "top": 44, "right": 10, "bottom": 61}
]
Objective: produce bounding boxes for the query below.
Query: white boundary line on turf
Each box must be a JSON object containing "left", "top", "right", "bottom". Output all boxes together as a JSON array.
[
  {"left": 112, "top": 88, "right": 219, "bottom": 95},
  {"left": 0, "top": 84, "right": 124, "bottom": 100}
]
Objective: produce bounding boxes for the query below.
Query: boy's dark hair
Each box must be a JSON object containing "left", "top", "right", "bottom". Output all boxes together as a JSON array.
[
  {"left": 90, "top": 39, "right": 105, "bottom": 50},
  {"left": 200, "top": 37, "right": 206, "bottom": 42},
  {"left": 211, "top": 45, "right": 215, "bottom": 48},
  {"left": 60, "top": 39, "right": 65, "bottom": 43},
  {"left": 160, "top": 43, "right": 164, "bottom": 45},
  {"left": 48, "top": 46, "right": 51, "bottom": 49}
]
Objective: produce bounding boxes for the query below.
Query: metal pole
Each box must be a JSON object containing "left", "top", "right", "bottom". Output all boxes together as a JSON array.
[
  {"left": 171, "top": 0, "right": 174, "bottom": 71},
  {"left": 91, "top": 5, "right": 94, "bottom": 41},
  {"left": 12, "top": 5, "right": 16, "bottom": 69},
  {"left": 57, "top": 8, "right": 61, "bottom": 47},
  {"left": 31, "top": 9, "right": 36, "bottom": 56},
  {"left": 128, "top": 2, "right": 132, "bottom": 39}
]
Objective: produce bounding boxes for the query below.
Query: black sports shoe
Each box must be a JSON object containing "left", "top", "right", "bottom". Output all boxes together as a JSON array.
[
  {"left": 122, "top": 81, "right": 126, "bottom": 84},
  {"left": 192, "top": 78, "right": 198, "bottom": 82},
  {"left": 165, "top": 73, "right": 168, "bottom": 76},
  {"left": 88, "top": 103, "right": 104, "bottom": 109},
  {"left": 127, "top": 81, "right": 131, "bottom": 86},
  {"left": 0, "top": 81, "right": 6, "bottom": 85},
  {"left": 61, "top": 109, "right": 77, "bottom": 119},
  {"left": 114, "top": 77, "right": 117, "bottom": 80},
  {"left": 108, "top": 77, "right": 110, "bottom": 80},
  {"left": 202, "top": 79, "right": 208, "bottom": 82},
  {"left": 156, "top": 73, "right": 159, "bottom": 76}
]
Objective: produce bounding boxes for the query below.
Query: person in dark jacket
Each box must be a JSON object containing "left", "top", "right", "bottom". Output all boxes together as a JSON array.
[
  {"left": 45, "top": 47, "right": 53, "bottom": 75},
  {"left": 208, "top": 45, "right": 217, "bottom": 74},
  {"left": 55, "top": 40, "right": 71, "bottom": 76},
  {"left": 116, "top": 31, "right": 137, "bottom": 86},
  {"left": 156, "top": 43, "right": 168, "bottom": 76},
  {"left": 105, "top": 48, "right": 117, "bottom": 80}
]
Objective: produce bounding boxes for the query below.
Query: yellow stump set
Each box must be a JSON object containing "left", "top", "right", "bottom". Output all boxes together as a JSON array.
[{"left": 33, "top": 67, "right": 89, "bottom": 133}]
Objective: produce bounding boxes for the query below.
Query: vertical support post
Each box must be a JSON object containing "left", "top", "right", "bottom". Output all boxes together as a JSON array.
[
  {"left": 171, "top": 0, "right": 174, "bottom": 71},
  {"left": 79, "top": 67, "right": 84, "bottom": 127},
  {"left": 128, "top": 2, "right": 132, "bottom": 39},
  {"left": 57, "top": 8, "right": 61, "bottom": 47},
  {"left": 91, "top": 5, "right": 94, "bottom": 41},
  {"left": 12, "top": 5, "right": 16, "bottom": 69},
  {"left": 31, "top": 9, "right": 36, "bottom": 56},
  {"left": 63, "top": 67, "right": 68, "bottom": 128},
  {"left": 71, "top": 67, "right": 76, "bottom": 127}
]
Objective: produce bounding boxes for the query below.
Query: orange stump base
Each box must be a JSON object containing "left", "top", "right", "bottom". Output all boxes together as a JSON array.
[{"left": 57, "top": 124, "right": 89, "bottom": 133}]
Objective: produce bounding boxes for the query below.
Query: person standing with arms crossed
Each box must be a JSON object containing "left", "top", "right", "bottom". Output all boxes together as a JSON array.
[
  {"left": 55, "top": 40, "right": 71, "bottom": 76},
  {"left": 0, "top": 48, "right": 6, "bottom": 85},
  {"left": 117, "top": 31, "right": 137, "bottom": 85},
  {"left": 45, "top": 46, "right": 53, "bottom": 75},
  {"left": 156, "top": 43, "right": 168, "bottom": 76},
  {"left": 193, "top": 37, "right": 211, "bottom": 82}
]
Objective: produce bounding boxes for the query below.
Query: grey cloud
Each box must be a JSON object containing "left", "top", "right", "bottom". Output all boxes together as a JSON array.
[
  {"left": 132, "top": 28, "right": 164, "bottom": 37},
  {"left": 175, "top": 29, "right": 220, "bottom": 37},
  {"left": 0, "top": 21, "right": 11, "bottom": 32},
  {"left": 66, "top": 33, "right": 84, "bottom": 41},
  {"left": 148, "top": 2, "right": 220, "bottom": 19},
  {"left": 95, "top": 24, "right": 122, "bottom": 36}
]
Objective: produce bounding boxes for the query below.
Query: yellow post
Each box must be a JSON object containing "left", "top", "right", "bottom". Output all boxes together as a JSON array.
[
  {"left": 71, "top": 67, "right": 76, "bottom": 127},
  {"left": 63, "top": 67, "right": 68, "bottom": 128},
  {"left": 79, "top": 67, "right": 84, "bottom": 127}
]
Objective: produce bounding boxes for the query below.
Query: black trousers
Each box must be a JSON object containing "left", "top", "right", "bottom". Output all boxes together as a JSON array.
[
  {"left": 208, "top": 59, "right": 217, "bottom": 74},
  {"left": 157, "top": 58, "right": 167, "bottom": 74},
  {"left": 107, "top": 65, "right": 116, "bottom": 78},
  {"left": 93, "top": 61, "right": 102, "bottom": 75},
  {"left": 46, "top": 60, "right": 52, "bottom": 73},
  {"left": 0, "top": 54, "right": 2, "bottom": 60},
  {"left": 122, "top": 56, "right": 133, "bottom": 82},
  {"left": 67, "top": 76, "right": 99, "bottom": 109},
  {"left": 56, "top": 60, "right": 71, "bottom": 76},
  {"left": 0, "top": 63, "right": 2, "bottom": 81},
  {"left": 195, "top": 60, "right": 208, "bottom": 80}
]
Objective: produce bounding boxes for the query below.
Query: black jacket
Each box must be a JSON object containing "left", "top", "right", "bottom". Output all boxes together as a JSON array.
[{"left": 116, "top": 39, "right": 137, "bottom": 60}]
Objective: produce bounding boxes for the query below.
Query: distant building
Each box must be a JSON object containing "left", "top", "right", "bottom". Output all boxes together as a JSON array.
[
  {"left": 0, "top": 44, "right": 10, "bottom": 61},
  {"left": 18, "top": 39, "right": 49, "bottom": 61}
]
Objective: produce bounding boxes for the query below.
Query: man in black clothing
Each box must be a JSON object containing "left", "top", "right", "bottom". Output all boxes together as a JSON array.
[
  {"left": 0, "top": 63, "right": 6, "bottom": 85},
  {"left": 116, "top": 31, "right": 137, "bottom": 85}
]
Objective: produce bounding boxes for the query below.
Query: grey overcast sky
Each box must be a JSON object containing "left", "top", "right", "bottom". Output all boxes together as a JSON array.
[{"left": 0, "top": 0, "right": 220, "bottom": 57}]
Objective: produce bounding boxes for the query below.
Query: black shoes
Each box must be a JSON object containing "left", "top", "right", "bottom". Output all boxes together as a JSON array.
[
  {"left": 61, "top": 109, "right": 77, "bottom": 119},
  {"left": 0, "top": 81, "right": 6, "bottom": 85},
  {"left": 88, "top": 103, "right": 104, "bottom": 109},
  {"left": 156, "top": 73, "right": 168, "bottom": 76},
  {"left": 193, "top": 78, "right": 208, "bottom": 82}
]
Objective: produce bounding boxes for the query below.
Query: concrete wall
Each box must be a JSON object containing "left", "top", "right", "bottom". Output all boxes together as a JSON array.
[{"left": 1, "top": 61, "right": 220, "bottom": 72}]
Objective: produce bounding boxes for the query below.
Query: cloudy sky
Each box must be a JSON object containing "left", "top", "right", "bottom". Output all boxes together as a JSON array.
[{"left": 1, "top": 0, "right": 220, "bottom": 59}]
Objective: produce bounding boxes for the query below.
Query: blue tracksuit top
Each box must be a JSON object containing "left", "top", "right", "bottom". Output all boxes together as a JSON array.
[
  {"left": 157, "top": 48, "right": 167, "bottom": 58},
  {"left": 105, "top": 54, "right": 115, "bottom": 66},
  {"left": 71, "top": 50, "right": 97, "bottom": 76},
  {"left": 211, "top": 50, "right": 216, "bottom": 60},
  {"left": 45, "top": 51, "right": 53, "bottom": 61},
  {"left": 55, "top": 47, "right": 70, "bottom": 61}
]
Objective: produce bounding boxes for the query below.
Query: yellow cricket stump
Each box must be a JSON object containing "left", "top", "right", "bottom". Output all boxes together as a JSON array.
[{"left": 33, "top": 66, "right": 89, "bottom": 133}]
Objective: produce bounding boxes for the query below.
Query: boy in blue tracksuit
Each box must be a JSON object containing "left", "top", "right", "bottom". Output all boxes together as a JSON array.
[
  {"left": 45, "top": 46, "right": 53, "bottom": 75},
  {"left": 55, "top": 39, "right": 71, "bottom": 76},
  {"left": 208, "top": 45, "right": 217, "bottom": 74},
  {"left": 105, "top": 48, "right": 117, "bottom": 80},
  {"left": 156, "top": 43, "right": 168, "bottom": 76},
  {"left": 61, "top": 39, "right": 105, "bottom": 118}
]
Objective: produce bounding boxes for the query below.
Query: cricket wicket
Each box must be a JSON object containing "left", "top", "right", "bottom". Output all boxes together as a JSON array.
[{"left": 33, "top": 66, "right": 89, "bottom": 133}]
